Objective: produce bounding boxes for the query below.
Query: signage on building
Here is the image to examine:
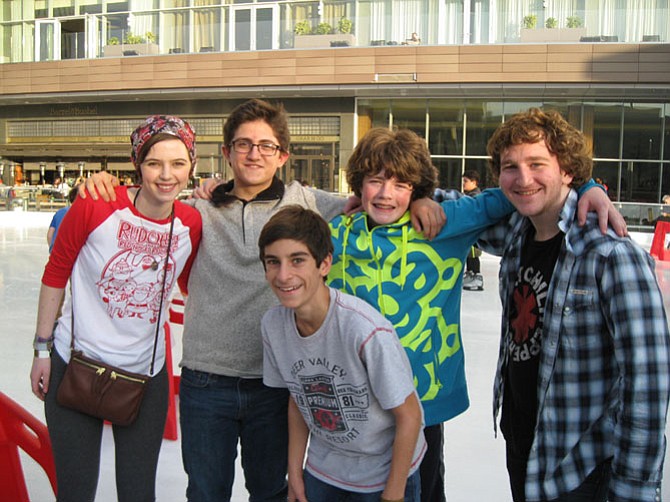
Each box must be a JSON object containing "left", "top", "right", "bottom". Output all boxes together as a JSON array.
[
  {"left": 48, "top": 105, "right": 98, "bottom": 117},
  {"left": 292, "top": 136, "right": 339, "bottom": 142}
]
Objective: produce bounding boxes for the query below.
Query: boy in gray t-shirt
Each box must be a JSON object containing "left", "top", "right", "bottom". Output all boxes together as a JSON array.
[{"left": 258, "top": 206, "right": 426, "bottom": 502}]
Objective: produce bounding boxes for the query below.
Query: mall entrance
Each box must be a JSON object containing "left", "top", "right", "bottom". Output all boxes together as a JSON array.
[{"left": 285, "top": 142, "right": 338, "bottom": 192}]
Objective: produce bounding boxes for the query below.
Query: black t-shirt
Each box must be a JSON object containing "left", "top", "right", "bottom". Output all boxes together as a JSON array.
[{"left": 501, "top": 229, "right": 563, "bottom": 461}]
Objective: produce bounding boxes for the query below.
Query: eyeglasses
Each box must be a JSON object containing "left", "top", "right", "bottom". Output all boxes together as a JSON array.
[{"left": 229, "top": 139, "right": 282, "bottom": 156}]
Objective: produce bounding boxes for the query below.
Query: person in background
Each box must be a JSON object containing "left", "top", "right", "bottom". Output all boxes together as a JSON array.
[
  {"left": 461, "top": 169, "right": 484, "bottom": 291},
  {"left": 46, "top": 186, "right": 78, "bottom": 253},
  {"left": 54, "top": 176, "right": 70, "bottom": 197},
  {"left": 30, "top": 115, "right": 202, "bottom": 501},
  {"left": 485, "top": 108, "right": 670, "bottom": 501},
  {"left": 404, "top": 32, "right": 421, "bottom": 45},
  {"left": 259, "top": 206, "right": 426, "bottom": 501}
]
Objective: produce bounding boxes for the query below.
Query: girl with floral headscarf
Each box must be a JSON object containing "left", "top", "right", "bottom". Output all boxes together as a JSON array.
[{"left": 30, "top": 115, "right": 202, "bottom": 500}]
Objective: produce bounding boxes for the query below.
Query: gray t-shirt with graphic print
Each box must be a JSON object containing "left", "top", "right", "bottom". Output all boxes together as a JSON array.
[{"left": 262, "top": 287, "right": 426, "bottom": 493}]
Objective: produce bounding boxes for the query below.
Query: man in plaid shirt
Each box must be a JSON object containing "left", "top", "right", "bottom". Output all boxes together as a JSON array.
[{"left": 483, "top": 108, "right": 670, "bottom": 501}]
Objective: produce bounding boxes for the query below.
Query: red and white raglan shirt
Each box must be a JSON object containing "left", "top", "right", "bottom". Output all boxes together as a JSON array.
[{"left": 43, "top": 186, "right": 202, "bottom": 376}]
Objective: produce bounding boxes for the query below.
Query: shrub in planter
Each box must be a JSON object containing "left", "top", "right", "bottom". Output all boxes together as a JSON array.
[
  {"left": 337, "top": 17, "right": 353, "bottom": 34},
  {"left": 294, "top": 20, "right": 311, "bottom": 35},
  {"left": 315, "top": 22, "right": 333, "bottom": 35},
  {"left": 545, "top": 17, "right": 558, "bottom": 28},
  {"left": 522, "top": 14, "right": 537, "bottom": 29},
  {"left": 566, "top": 16, "right": 583, "bottom": 28}
]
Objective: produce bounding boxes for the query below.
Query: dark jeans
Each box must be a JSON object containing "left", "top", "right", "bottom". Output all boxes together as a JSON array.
[
  {"left": 303, "top": 468, "right": 421, "bottom": 501},
  {"left": 179, "top": 368, "right": 289, "bottom": 502},
  {"left": 45, "top": 349, "right": 168, "bottom": 502},
  {"left": 419, "top": 423, "right": 446, "bottom": 502},
  {"left": 466, "top": 247, "right": 481, "bottom": 274},
  {"left": 506, "top": 443, "right": 611, "bottom": 502}
]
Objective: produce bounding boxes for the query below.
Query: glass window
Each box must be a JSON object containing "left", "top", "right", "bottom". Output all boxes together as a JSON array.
[
  {"left": 391, "top": 99, "right": 426, "bottom": 137},
  {"left": 621, "top": 161, "right": 664, "bottom": 203},
  {"left": 433, "top": 158, "right": 463, "bottom": 190},
  {"left": 623, "top": 103, "right": 663, "bottom": 161},
  {"left": 503, "top": 101, "right": 542, "bottom": 118},
  {"left": 81, "top": 4, "right": 103, "bottom": 14},
  {"left": 549, "top": 103, "right": 584, "bottom": 130},
  {"left": 105, "top": 13, "right": 130, "bottom": 43},
  {"left": 164, "top": 10, "right": 189, "bottom": 52},
  {"left": 194, "top": 6, "right": 220, "bottom": 52},
  {"left": 464, "top": 159, "right": 493, "bottom": 189},
  {"left": 465, "top": 100, "right": 503, "bottom": 156},
  {"left": 1, "top": 22, "right": 30, "bottom": 63},
  {"left": 35, "top": 0, "right": 48, "bottom": 18},
  {"left": 584, "top": 103, "right": 623, "bottom": 160},
  {"left": 53, "top": 0, "right": 75, "bottom": 17},
  {"left": 130, "top": 12, "right": 158, "bottom": 42},
  {"left": 592, "top": 160, "right": 621, "bottom": 202},
  {"left": 1, "top": 0, "right": 24, "bottom": 23},
  {"left": 664, "top": 103, "right": 670, "bottom": 161},
  {"left": 107, "top": 2, "right": 130, "bottom": 13},
  {"left": 358, "top": 99, "right": 391, "bottom": 130},
  {"left": 427, "top": 100, "right": 463, "bottom": 156}
]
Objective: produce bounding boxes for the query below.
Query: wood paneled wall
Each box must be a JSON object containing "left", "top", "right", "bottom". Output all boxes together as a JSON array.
[{"left": 1, "top": 43, "right": 668, "bottom": 97}]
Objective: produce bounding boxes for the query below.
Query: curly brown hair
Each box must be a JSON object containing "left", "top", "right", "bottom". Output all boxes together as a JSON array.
[
  {"left": 486, "top": 108, "right": 592, "bottom": 188},
  {"left": 346, "top": 128, "right": 438, "bottom": 201}
]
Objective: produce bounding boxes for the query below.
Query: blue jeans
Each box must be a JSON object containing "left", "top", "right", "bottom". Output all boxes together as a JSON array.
[
  {"left": 179, "top": 368, "right": 289, "bottom": 502},
  {"left": 303, "top": 468, "right": 421, "bottom": 501}
]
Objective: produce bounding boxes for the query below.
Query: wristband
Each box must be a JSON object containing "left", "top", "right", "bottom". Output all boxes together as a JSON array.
[
  {"left": 33, "top": 334, "right": 54, "bottom": 352},
  {"left": 34, "top": 349, "right": 51, "bottom": 359},
  {"left": 381, "top": 498, "right": 404, "bottom": 502}
]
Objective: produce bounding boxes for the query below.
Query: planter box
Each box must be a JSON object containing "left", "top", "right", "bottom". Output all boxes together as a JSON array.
[
  {"left": 520, "top": 27, "right": 587, "bottom": 43},
  {"left": 294, "top": 34, "right": 356, "bottom": 49},
  {"left": 103, "top": 43, "right": 160, "bottom": 57}
]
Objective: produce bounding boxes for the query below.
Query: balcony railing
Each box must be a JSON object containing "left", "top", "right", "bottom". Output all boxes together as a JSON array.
[{"left": 2, "top": 3, "right": 667, "bottom": 64}]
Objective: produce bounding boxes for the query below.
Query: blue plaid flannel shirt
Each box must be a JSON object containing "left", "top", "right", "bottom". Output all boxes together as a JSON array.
[{"left": 480, "top": 189, "right": 670, "bottom": 501}]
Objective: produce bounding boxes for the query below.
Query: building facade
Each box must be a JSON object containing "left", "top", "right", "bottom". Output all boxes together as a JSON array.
[{"left": 0, "top": 0, "right": 669, "bottom": 222}]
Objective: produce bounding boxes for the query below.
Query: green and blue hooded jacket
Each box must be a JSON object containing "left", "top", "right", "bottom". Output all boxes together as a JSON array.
[{"left": 328, "top": 188, "right": 514, "bottom": 426}]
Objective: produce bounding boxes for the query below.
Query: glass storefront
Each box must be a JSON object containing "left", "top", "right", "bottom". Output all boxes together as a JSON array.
[{"left": 357, "top": 98, "right": 670, "bottom": 204}]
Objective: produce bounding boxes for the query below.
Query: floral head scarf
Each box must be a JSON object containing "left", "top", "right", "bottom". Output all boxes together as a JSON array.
[{"left": 130, "top": 115, "right": 197, "bottom": 169}]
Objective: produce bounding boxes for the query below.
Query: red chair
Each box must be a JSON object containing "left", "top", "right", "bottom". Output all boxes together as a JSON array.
[
  {"left": 651, "top": 221, "right": 670, "bottom": 262},
  {"left": 161, "top": 294, "right": 186, "bottom": 440},
  {"left": 163, "top": 322, "right": 178, "bottom": 440},
  {"left": 0, "top": 392, "right": 57, "bottom": 501}
]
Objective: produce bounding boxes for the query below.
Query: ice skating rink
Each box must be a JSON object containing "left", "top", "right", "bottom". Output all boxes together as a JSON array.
[{"left": 3, "top": 210, "right": 670, "bottom": 501}]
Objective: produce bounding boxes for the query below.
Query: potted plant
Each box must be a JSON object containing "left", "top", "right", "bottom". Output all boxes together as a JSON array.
[
  {"left": 520, "top": 13, "right": 586, "bottom": 42},
  {"left": 522, "top": 14, "right": 537, "bottom": 29},
  {"left": 566, "top": 16, "right": 583, "bottom": 28},
  {"left": 294, "top": 20, "right": 311, "bottom": 36},
  {"left": 294, "top": 19, "right": 356, "bottom": 48},
  {"left": 124, "top": 32, "right": 145, "bottom": 44},
  {"left": 337, "top": 17, "right": 353, "bottom": 34},
  {"left": 315, "top": 22, "right": 333, "bottom": 35},
  {"left": 104, "top": 31, "right": 159, "bottom": 57}
]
